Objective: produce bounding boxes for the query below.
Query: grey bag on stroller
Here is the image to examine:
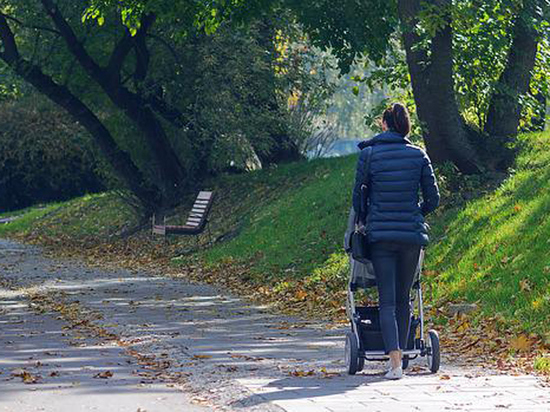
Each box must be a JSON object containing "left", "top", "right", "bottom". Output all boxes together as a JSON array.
[{"left": 344, "top": 207, "right": 375, "bottom": 288}]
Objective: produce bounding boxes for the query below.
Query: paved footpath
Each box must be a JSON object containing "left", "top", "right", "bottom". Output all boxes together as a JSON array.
[{"left": 0, "top": 239, "right": 548, "bottom": 412}]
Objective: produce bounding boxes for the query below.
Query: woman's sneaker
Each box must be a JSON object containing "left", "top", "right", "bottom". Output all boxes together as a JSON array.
[{"left": 385, "top": 367, "right": 403, "bottom": 380}]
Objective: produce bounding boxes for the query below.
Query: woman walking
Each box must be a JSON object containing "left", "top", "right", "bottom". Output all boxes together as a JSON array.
[{"left": 352, "top": 103, "right": 440, "bottom": 380}]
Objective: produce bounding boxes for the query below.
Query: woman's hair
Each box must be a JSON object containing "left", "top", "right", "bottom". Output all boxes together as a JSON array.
[{"left": 382, "top": 103, "right": 411, "bottom": 136}]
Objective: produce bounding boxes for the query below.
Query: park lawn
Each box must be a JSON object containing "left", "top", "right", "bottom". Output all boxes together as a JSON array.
[{"left": 1, "top": 131, "right": 549, "bottom": 347}]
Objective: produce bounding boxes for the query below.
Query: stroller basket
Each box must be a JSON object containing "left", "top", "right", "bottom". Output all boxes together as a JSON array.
[{"left": 356, "top": 306, "right": 384, "bottom": 351}]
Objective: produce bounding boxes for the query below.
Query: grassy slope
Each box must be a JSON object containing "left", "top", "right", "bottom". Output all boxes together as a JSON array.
[
  {"left": 203, "top": 155, "right": 354, "bottom": 279},
  {"left": 1, "top": 132, "right": 549, "bottom": 340},
  {"left": 426, "top": 132, "right": 550, "bottom": 336},
  {"left": 0, "top": 192, "right": 138, "bottom": 241},
  {"left": 204, "top": 132, "right": 550, "bottom": 338}
]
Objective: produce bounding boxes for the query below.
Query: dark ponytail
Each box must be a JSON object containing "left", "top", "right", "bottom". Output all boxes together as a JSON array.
[{"left": 382, "top": 103, "right": 411, "bottom": 136}]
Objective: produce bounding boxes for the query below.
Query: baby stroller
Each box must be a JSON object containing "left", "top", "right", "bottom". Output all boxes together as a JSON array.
[{"left": 343, "top": 208, "right": 440, "bottom": 375}]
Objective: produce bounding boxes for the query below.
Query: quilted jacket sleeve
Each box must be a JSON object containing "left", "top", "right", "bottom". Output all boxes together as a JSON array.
[{"left": 420, "top": 152, "right": 440, "bottom": 216}]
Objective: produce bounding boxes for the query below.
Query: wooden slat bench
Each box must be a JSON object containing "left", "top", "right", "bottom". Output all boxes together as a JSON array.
[{"left": 152, "top": 191, "right": 215, "bottom": 237}]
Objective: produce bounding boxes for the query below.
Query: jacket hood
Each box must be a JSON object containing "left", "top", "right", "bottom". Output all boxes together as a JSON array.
[{"left": 357, "top": 131, "right": 411, "bottom": 150}]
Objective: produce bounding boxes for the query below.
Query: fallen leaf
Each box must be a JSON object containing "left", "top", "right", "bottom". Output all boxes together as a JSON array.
[
  {"left": 295, "top": 290, "right": 307, "bottom": 300},
  {"left": 510, "top": 335, "right": 531, "bottom": 352},
  {"left": 11, "top": 369, "right": 41, "bottom": 384},
  {"left": 289, "top": 369, "right": 315, "bottom": 377},
  {"left": 519, "top": 279, "right": 531, "bottom": 292},
  {"left": 94, "top": 370, "right": 113, "bottom": 379},
  {"left": 192, "top": 355, "right": 212, "bottom": 360}
]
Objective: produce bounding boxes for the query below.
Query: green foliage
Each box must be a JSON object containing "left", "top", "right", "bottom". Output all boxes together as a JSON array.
[
  {"left": 350, "top": 0, "right": 550, "bottom": 135},
  {"left": 87, "top": 0, "right": 398, "bottom": 73},
  {"left": 184, "top": 21, "right": 291, "bottom": 172},
  {"left": 452, "top": 0, "right": 515, "bottom": 128},
  {"left": 0, "top": 96, "right": 104, "bottom": 212},
  {"left": 2, "top": 0, "right": 337, "bottom": 210},
  {"left": 283, "top": 0, "right": 398, "bottom": 72}
]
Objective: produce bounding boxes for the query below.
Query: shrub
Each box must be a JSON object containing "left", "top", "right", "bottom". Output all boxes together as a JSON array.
[{"left": 0, "top": 97, "right": 104, "bottom": 211}]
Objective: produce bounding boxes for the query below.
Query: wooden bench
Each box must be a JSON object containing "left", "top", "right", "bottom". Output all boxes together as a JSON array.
[{"left": 152, "top": 191, "right": 215, "bottom": 237}]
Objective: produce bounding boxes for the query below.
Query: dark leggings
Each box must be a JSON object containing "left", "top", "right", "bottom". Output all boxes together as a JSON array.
[{"left": 370, "top": 242, "right": 421, "bottom": 353}]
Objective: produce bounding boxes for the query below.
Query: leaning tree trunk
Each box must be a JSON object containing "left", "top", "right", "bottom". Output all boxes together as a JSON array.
[
  {"left": 484, "top": 2, "right": 539, "bottom": 138},
  {"left": 397, "top": 0, "right": 481, "bottom": 174},
  {"left": 42, "top": 1, "right": 187, "bottom": 208}
]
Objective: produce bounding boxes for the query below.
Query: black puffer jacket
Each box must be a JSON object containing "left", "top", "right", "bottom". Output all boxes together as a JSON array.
[{"left": 352, "top": 131, "right": 440, "bottom": 246}]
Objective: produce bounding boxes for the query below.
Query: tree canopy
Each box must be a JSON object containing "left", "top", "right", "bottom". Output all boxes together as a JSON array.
[{"left": 0, "top": 0, "right": 548, "bottom": 212}]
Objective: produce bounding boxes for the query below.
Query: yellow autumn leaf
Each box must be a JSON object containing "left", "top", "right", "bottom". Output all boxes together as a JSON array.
[
  {"left": 456, "top": 321, "right": 470, "bottom": 333},
  {"left": 295, "top": 290, "right": 307, "bottom": 300},
  {"left": 532, "top": 298, "right": 543, "bottom": 310},
  {"left": 510, "top": 335, "right": 531, "bottom": 352}
]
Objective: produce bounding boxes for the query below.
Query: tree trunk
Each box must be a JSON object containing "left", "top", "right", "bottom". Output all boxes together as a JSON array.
[
  {"left": 484, "top": 4, "right": 539, "bottom": 138},
  {"left": 397, "top": 0, "right": 481, "bottom": 174}
]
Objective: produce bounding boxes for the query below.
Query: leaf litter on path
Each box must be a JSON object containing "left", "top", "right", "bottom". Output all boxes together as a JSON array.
[{"left": 11, "top": 369, "right": 41, "bottom": 384}]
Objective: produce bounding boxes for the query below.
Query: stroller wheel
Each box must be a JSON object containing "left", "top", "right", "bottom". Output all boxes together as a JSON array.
[
  {"left": 357, "top": 354, "right": 365, "bottom": 372},
  {"left": 345, "top": 331, "right": 360, "bottom": 375},
  {"left": 426, "top": 329, "right": 440, "bottom": 373}
]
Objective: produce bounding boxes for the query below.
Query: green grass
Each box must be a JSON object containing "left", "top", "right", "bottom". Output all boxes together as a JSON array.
[
  {"left": 0, "top": 192, "right": 138, "bottom": 242},
  {"left": 0, "top": 202, "right": 63, "bottom": 235},
  {"left": 203, "top": 155, "right": 356, "bottom": 279},
  {"left": 2, "top": 131, "right": 550, "bottom": 337}
]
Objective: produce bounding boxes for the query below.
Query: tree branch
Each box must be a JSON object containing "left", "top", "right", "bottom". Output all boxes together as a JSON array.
[
  {"left": 0, "top": 12, "right": 20, "bottom": 62},
  {"left": 40, "top": 0, "right": 104, "bottom": 80},
  {"left": 133, "top": 22, "right": 151, "bottom": 83},
  {"left": 145, "top": 94, "right": 188, "bottom": 128},
  {"left": 41, "top": 0, "right": 186, "bottom": 193},
  {"left": 3, "top": 13, "right": 60, "bottom": 35},
  {"left": 107, "top": 13, "right": 155, "bottom": 80}
]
